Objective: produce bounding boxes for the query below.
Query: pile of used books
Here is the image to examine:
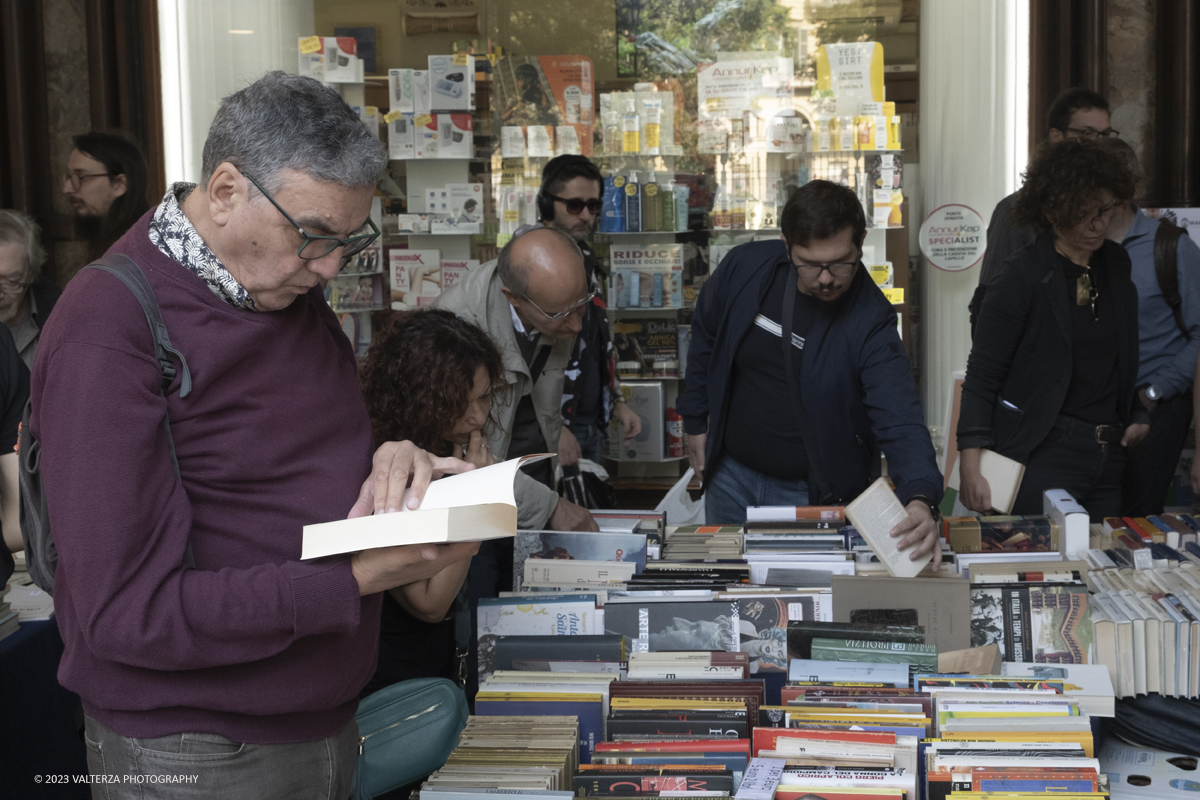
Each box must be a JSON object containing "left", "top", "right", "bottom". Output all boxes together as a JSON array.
[{"left": 410, "top": 488, "right": 1136, "bottom": 798}]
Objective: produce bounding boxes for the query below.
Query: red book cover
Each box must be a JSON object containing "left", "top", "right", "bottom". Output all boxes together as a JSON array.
[
  {"left": 1122, "top": 517, "right": 1152, "bottom": 541},
  {"left": 752, "top": 727, "right": 895, "bottom": 757},
  {"left": 1117, "top": 533, "right": 1146, "bottom": 550}
]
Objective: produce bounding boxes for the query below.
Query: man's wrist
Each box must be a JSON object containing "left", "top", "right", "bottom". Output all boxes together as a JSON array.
[{"left": 907, "top": 494, "right": 942, "bottom": 526}]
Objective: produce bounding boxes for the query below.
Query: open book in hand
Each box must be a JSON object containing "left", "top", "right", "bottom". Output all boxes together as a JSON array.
[
  {"left": 845, "top": 476, "right": 932, "bottom": 578},
  {"left": 301, "top": 454, "right": 552, "bottom": 559}
]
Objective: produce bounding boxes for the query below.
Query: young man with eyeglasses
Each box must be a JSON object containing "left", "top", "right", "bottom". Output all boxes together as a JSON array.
[
  {"left": 31, "top": 72, "right": 481, "bottom": 797},
  {"left": 976, "top": 88, "right": 1116, "bottom": 290},
  {"left": 0, "top": 210, "right": 61, "bottom": 368},
  {"left": 533, "top": 155, "right": 642, "bottom": 466},
  {"left": 678, "top": 180, "right": 944, "bottom": 568}
]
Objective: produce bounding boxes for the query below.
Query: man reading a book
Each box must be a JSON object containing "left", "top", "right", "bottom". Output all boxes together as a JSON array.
[
  {"left": 29, "top": 72, "right": 480, "bottom": 798},
  {"left": 678, "top": 180, "right": 943, "bottom": 567}
]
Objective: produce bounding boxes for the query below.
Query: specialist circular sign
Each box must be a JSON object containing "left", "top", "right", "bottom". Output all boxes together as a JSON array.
[{"left": 919, "top": 203, "right": 987, "bottom": 271}]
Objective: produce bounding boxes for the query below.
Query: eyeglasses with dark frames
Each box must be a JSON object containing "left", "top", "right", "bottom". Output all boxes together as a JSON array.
[
  {"left": 521, "top": 290, "right": 597, "bottom": 321},
  {"left": 243, "top": 173, "right": 380, "bottom": 261},
  {"left": 547, "top": 193, "right": 603, "bottom": 215},
  {"left": 792, "top": 257, "right": 861, "bottom": 279},
  {"left": 63, "top": 172, "right": 113, "bottom": 191},
  {"left": 1065, "top": 126, "right": 1120, "bottom": 140}
]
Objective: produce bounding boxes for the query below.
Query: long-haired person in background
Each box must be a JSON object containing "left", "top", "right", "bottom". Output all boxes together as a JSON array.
[
  {"left": 358, "top": 308, "right": 508, "bottom": 695},
  {"left": 62, "top": 131, "right": 151, "bottom": 260},
  {"left": 957, "top": 138, "right": 1148, "bottom": 520}
]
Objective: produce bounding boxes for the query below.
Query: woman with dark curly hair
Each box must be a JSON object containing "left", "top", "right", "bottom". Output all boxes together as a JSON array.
[
  {"left": 957, "top": 138, "right": 1150, "bottom": 520},
  {"left": 358, "top": 309, "right": 507, "bottom": 695}
]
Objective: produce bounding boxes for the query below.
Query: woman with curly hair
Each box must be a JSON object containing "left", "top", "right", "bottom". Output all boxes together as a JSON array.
[
  {"left": 358, "top": 309, "right": 507, "bottom": 695},
  {"left": 957, "top": 138, "right": 1149, "bottom": 519}
]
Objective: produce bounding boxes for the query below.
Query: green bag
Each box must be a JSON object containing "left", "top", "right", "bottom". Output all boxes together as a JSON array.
[{"left": 352, "top": 677, "right": 468, "bottom": 799}]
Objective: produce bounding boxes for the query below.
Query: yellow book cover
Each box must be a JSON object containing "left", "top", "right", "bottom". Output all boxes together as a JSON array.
[{"left": 938, "top": 731, "right": 1094, "bottom": 757}]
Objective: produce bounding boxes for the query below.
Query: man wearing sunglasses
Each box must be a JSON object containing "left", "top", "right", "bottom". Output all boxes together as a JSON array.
[
  {"left": 677, "top": 180, "right": 944, "bottom": 569},
  {"left": 534, "top": 155, "right": 642, "bottom": 467},
  {"left": 30, "top": 72, "right": 480, "bottom": 798}
]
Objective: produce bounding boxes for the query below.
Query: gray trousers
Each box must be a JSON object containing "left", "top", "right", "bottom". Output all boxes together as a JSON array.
[{"left": 83, "top": 715, "right": 358, "bottom": 800}]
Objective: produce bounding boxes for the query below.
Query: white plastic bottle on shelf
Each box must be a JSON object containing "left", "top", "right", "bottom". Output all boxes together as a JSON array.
[{"left": 625, "top": 170, "right": 642, "bottom": 232}]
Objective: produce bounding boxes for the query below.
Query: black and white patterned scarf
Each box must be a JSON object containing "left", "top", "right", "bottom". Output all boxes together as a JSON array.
[{"left": 148, "top": 183, "right": 256, "bottom": 311}]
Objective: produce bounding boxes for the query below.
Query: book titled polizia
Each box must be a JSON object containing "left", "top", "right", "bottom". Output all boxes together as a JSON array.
[{"left": 300, "top": 454, "right": 552, "bottom": 559}]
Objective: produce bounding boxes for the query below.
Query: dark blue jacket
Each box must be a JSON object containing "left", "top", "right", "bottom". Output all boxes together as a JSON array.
[{"left": 677, "top": 239, "right": 942, "bottom": 506}]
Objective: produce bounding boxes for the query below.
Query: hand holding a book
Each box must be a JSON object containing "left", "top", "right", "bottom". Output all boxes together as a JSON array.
[
  {"left": 889, "top": 501, "right": 942, "bottom": 571},
  {"left": 351, "top": 439, "right": 475, "bottom": 516},
  {"left": 958, "top": 447, "right": 995, "bottom": 514}
]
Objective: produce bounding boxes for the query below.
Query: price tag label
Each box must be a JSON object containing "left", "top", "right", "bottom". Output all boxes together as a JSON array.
[
  {"left": 884, "top": 287, "right": 905, "bottom": 304},
  {"left": 453, "top": 52, "right": 470, "bottom": 66},
  {"left": 299, "top": 36, "right": 321, "bottom": 55},
  {"left": 413, "top": 114, "right": 433, "bottom": 128},
  {"left": 384, "top": 110, "right": 404, "bottom": 124},
  {"left": 364, "top": 106, "right": 377, "bottom": 116},
  {"left": 736, "top": 757, "right": 785, "bottom": 799}
]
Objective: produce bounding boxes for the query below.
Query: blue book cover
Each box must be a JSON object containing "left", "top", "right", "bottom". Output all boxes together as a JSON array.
[
  {"left": 979, "top": 779, "right": 1096, "bottom": 792},
  {"left": 474, "top": 695, "right": 603, "bottom": 764}
]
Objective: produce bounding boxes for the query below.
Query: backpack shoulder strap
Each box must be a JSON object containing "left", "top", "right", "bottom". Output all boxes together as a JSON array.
[
  {"left": 1154, "top": 221, "right": 1187, "bottom": 336},
  {"left": 82, "top": 255, "right": 195, "bottom": 568},
  {"left": 85, "top": 254, "right": 193, "bottom": 399}
]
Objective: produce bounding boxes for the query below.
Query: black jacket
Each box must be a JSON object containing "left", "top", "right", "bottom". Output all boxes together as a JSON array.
[
  {"left": 677, "top": 240, "right": 941, "bottom": 506},
  {"left": 958, "top": 235, "right": 1149, "bottom": 462}
]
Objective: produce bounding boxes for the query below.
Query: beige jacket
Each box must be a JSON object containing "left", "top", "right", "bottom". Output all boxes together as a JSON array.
[{"left": 433, "top": 259, "right": 572, "bottom": 528}]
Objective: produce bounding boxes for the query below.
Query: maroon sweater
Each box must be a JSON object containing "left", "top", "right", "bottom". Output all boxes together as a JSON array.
[{"left": 31, "top": 212, "right": 380, "bottom": 744}]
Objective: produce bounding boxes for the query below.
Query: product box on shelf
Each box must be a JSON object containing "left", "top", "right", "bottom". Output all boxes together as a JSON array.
[
  {"left": 414, "top": 115, "right": 438, "bottom": 158},
  {"left": 436, "top": 114, "right": 473, "bottom": 158},
  {"left": 440, "top": 260, "right": 478, "bottom": 291},
  {"left": 609, "top": 245, "right": 684, "bottom": 309},
  {"left": 617, "top": 382, "right": 665, "bottom": 462},
  {"left": 501, "top": 126, "right": 526, "bottom": 158},
  {"left": 613, "top": 318, "right": 679, "bottom": 379},
  {"left": 412, "top": 71, "right": 431, "bottom": 115},
  {"left": 427, "top": 54, "right": 475, "bottom": 111},
  {"left": 297, "top": 36, "right": 360, "bottom": 84},
  {"left": 387, "top": 113, "right": 415, "bottom": 160},
  {"left": 388, "top": 248, "right": 441, "bottom": 310},
  {"left": 387, "top": 68, "right": 415, "bottom": 113}
]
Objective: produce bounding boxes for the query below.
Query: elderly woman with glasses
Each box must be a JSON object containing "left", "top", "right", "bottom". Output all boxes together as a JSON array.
[{"left": 957, "top": 138, "right": 1147, "bottom": 520}]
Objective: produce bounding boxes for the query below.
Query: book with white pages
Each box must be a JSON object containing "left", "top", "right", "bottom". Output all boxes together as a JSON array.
[
  {"left": 301, "top": 454, "right": 551, "bottom": 558},
  {"left": 1137, "top": 592, "right": 1178, "bottom": 698},
  {"left": 1156, "top": 594, "right": 1191, "bottom": 698},
  {"left": 1044, "top": 489, "right": 1090, "bottom": 559},
  {"left": 1092, "top": 594, "right": 1136, "bottom": 698},
  {"left": 999, "top": 662, "right": 1116, "bottom": 717},
  {"left": 1109, "top": 592, "right": 1148, "bottom": 696},
  {"left": 844, "top": 477, "right": 930, "bottom": 578},
  {"left": 944, "top": 448, "right": 1026, "bottom": 515},
  {"left": 1122, "top": 590, "right": 1162, "bottom": 695}
]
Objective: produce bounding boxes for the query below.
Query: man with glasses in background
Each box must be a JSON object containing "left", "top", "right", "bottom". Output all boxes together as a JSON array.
[
  {"left": 0, "top": 210, "right": 60, "bottom": 368},
  {"left": 530, "top": 155, "right": 641, "bottom": 466},
  {"left": 976, "top": 88, "right": 1117, "bottom": 290},
  {"left": 678, "top": 180, "right": 944, "bottom": 569},
  {"left": 32, "top": 72, "right": 480, "bottom": 798}
]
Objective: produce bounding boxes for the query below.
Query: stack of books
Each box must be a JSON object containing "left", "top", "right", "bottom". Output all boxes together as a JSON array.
[{"left": 419, "top": 715, "right": 578, "bottom": 795}]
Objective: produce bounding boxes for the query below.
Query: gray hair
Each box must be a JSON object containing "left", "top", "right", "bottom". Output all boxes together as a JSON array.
[
  {"left": 200, "top": 71, "right": 386, "bottom": 195},
  {"left": 497, "top": 225, "right": 585, "bottom": 296},
  {"left": 0, "top": 210, "right": 46, "bottom": 278}
]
